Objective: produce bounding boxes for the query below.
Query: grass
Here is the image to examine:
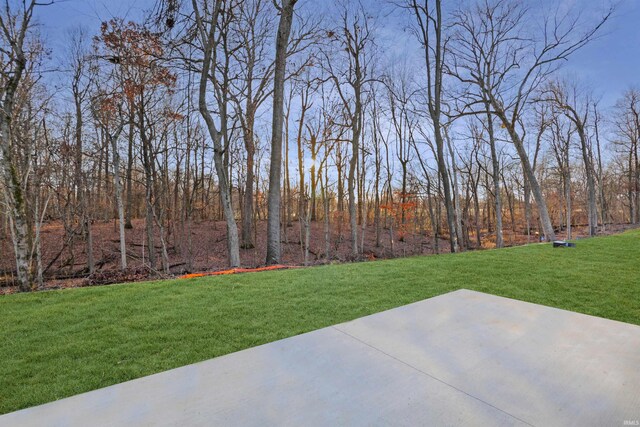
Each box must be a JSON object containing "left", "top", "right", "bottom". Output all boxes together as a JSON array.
[{"left": 1, "top": 228, "right": 639, "bottom": 414}]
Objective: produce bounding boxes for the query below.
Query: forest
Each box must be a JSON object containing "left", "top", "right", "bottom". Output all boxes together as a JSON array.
[{"left": 0, "top": 0, "right": 637, "bottom": 293}]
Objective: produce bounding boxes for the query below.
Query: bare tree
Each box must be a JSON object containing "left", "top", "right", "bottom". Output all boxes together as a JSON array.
[
  {"left": 1, "top": 0, "right": 635, "bottom": 290},
  {"left": 0, "top": 0, "right": 44, "bottom": 291},
  {"left": 192, "top": 0, "right": 241, "bottom": 267},
  {"left": 592, "top": 102, "right": 608, "bottom": 228},
  {"left": 548, "top": 114, "right": 573, "bottom": 239},
  {"left": 449, "top": 0, "right": 611, "bottom": 242},
  {"left": 65, "top": 27, "right": 96, "bottom": 273},
  {"left": 91, "top": 97, "right": 128, "bottom": 270},
  {"left": 406, "top": 0, "right": 458, "bottom": 252},
  {"left": 229, "top": 0, "right": 276, "bottom": 249},
  {"left": 322, "top": 3, "right": 375, "bottom": 257},
  {"left": 543, "top": 80, "right": 599, "bottom": 236},
  {"left": 386, "top": 68, "right": 415, "bottom": 229},
  {"left": 611, "top": 88, "right": 640, "bottom": 224},
  {"left": 266, "top": 0, "right": 298, "bottom": 265}
]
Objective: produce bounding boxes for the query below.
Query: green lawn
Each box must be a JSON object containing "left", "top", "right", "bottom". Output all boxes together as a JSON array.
[{"left": 1, "top": 229, "right": 639, "bottom": 414}]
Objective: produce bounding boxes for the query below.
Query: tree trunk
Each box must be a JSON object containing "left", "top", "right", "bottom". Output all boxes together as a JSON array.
[
  {"left": 216, "top": 147, "right": 241, "bottom": 268},
  {"left": 434, "top": 128, "right": 457, "bottom": 251},
  {"left": 417, "top": 0, "right": 457, "bottom": 253},
  {"left": 348, "top": 124, "right": 360, "bottom": 257},
  {"left": 374, "top": 164, "right": 381, "bottom": 248},
  {"left": 499, "top": 114, "right": 556, "bottom": 241},
  {"left": 302, "top": 195, "right": 311, "bottom": 266},
  {"left": 108, "top": 129, "right": 127, "bottom": 270},
  {"left": 284, "top": 99, "right": 293, "bottom": 228},
  {"left": 633, "top": 139, "right": 640, "bottom": 224},
  {"left": 194, "top": 1, "right": 241, "bottom": 267},
  {"left": 0, "top": 135, "right": 32, "bottom": 291},
  {"left": 524, "top": 177, "right": 532, "bottom": 242},
  {"left": 565, "top": 164, "right": 572, "bottom": 240},
  {"left": 321, "top": 161, "right": 331, "bottom": 260},
  {"left": 140, "top": 125, "right": 156, "bottom": 270},
  {"left": 123, "top": 121, "right": 134, "bottom": 229},
  {"left": 593, "top": 107, "right": 607, "bottom": 230},
  {"left": 485, "top": 108, "right": 504, "bottom": 248},
  {"left": 445, "top": 128, "right": 464, "bottom": 250},
  {"left": 0, "top": 16, "right": 34, "bottom": 291},
  {"left": 242, "top": 124, "right": 255, "bottom": 249},
  {"left": 576, "top": 124, "right": 598, "bottom": 236},
  {"left": 266, "top": 0, "right": 297, "bottom": 265}
]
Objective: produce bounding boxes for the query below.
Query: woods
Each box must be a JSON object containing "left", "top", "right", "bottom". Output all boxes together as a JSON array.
[{"left": 0, "top": 0, "right": 635, "bottom": 292}]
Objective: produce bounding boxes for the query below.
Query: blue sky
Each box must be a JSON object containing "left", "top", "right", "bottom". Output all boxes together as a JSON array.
[
  {"left": 35, "top": 0, "right": 639, "bottom": 109},
  {"left": 562, "top": 0, "right": 640, "bottom": 106}
]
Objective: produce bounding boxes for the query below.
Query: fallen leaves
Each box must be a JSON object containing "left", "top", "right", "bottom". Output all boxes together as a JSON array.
[{"left": 180, "top": 265, "right": 291, "bottom": 279}]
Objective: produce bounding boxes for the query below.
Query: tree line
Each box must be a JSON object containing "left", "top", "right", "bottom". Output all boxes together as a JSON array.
[{"left": 1, "top": 0, "right": 637, "bottom": 292}]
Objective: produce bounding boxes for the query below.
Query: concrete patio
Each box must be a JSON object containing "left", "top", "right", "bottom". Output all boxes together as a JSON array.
[{"left": 2, "top": 289, "right": 638, "bottom": 426}]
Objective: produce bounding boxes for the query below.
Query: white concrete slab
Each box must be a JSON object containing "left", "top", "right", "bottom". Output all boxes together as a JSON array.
[{"left": 2, "top": 289, "right": 639, "bottom": 427}]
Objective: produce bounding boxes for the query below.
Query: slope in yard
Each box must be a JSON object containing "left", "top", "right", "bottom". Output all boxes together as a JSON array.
[
  {"left": 2, "top": 219, "right": 631, "bottom": 293},
  {"left": 0, "top": 229, "right": 638, "bottom": 415}
]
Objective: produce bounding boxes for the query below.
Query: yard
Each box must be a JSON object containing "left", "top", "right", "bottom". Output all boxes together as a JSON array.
[{"left": 1, "top": 228, "right": 638, "bottom": 415}]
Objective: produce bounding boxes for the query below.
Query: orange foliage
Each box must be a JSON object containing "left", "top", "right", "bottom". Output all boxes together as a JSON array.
[
  {"left": 94, "top": 19, "right": 176, "bottom": 104},
  {"left": 382, "top": 191, "right": 419, "bottom": 240},
  {"left": 164, "top": 109, "right": 185, "bottom": 122},
  {"left": 180, "top": 265, "right": 292, "bottom": 279}
]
